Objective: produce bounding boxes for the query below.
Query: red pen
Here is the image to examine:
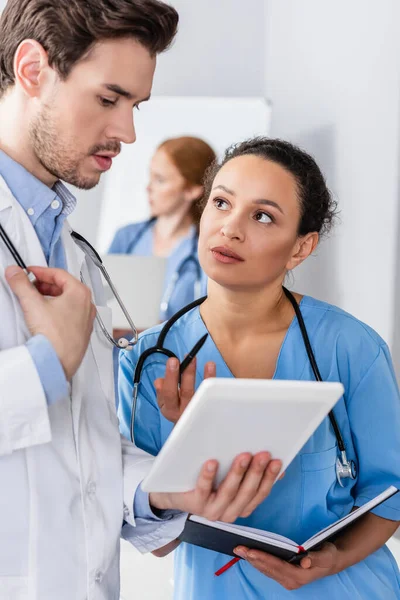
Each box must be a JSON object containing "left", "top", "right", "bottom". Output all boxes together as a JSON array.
[{"left": 215, "top": 557, "right": 240, "bottom": 577}]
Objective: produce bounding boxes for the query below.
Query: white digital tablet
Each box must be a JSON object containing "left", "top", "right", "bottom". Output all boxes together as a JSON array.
[{"left": 141, "top": 378, "right": 344, "bottom": 493}]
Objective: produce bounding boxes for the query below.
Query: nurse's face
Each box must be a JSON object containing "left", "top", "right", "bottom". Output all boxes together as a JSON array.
[
  {"left": 147, "top": 149, "right": 188, "bottom": 217},
  {"left": 198, "top": 155, "right": 307, "bottom": 290},
  {"left": 29, "top": 38, "right": 156, "bottom": 189}
]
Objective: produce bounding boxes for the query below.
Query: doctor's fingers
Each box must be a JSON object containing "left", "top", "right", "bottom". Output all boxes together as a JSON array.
[
  {"left": 28, "top": 266, "right": 83, "bottom": 296},
  {"left": 236, "top": 456, "right": 282, "bottom": 519},
  {"left": 197, "top": 452, "right": 255, "bottom": 521},
  {"left": 218, "top": 454, "right": 282, "bottom": 522},
  {"left": 5, "top": 265, "right": 46, "bottom": 309}
]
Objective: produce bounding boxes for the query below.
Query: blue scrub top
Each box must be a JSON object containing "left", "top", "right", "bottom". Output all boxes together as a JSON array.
[
  {"left": 108, "top": 219, "right": 205, "bottom": 321},
  {"left": 118, "top": 295, "right": 400, "bottom": 599}
]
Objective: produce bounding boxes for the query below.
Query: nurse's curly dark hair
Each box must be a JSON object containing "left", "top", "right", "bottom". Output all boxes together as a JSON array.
[{"left": 200, "top": 137, "right": 338, "bottom": 238}]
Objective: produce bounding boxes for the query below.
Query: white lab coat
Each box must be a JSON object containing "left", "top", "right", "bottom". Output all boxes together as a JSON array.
[{"left": 0, "top": 176, "right": 185, "bottom": 600}]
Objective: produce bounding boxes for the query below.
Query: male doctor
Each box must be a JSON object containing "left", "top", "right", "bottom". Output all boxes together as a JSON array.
[{"left": 0, "top": 1, "right": 281, "bottom": 598}]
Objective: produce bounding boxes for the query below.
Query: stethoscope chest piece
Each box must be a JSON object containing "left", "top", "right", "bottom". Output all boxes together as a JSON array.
[{"left": 336, "top": 455, "right": 357, "bottom": 487}]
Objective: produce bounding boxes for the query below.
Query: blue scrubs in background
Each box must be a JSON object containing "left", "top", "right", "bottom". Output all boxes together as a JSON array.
[
  {"left": 108, "top": 219, "right": 202, "bottom": 321},
  {"left": 118, "top": 295, "right": 400, "bottom": 599},
  {"left": 109, "top": 219, "right": 206, "bottom": 405}
]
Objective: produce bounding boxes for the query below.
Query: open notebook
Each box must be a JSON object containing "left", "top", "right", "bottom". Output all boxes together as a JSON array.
[{"left": 180, "top": 486, "right": 398, "bottom": 564}]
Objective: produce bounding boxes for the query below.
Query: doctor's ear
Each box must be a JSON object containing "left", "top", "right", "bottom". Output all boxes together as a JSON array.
[
  {"left": 184, "top": 184, "right": 204, "bottom": 204},
  {"left": 13, "top": 40, "right": 53, "bottom": 98},
  {"left": 286, "top": 232, "right": 319, "bottom": 271}
]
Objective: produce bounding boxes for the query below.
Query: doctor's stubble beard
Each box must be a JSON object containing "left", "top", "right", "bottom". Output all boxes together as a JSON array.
[{"left": 29, "top": 102, "right": 121, "bottom": 190}]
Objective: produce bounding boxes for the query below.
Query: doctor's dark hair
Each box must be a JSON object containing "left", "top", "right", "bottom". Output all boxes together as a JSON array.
[
  {"left": 202, "top": 137, "right": 338, "bottom": 238},
  {"left": 0, "top": 0, "right": 178, "bottom": 97}
]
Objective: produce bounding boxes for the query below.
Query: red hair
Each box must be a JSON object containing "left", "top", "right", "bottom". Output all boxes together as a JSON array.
[{"left": 158, "top": 136, "right": 216, "bottom": 224}]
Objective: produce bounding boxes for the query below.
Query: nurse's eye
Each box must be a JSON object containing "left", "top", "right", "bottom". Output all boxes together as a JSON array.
[
  {"left": 213, "top": 198, "right": 229, "bottom": 210},
  {"left": 99, "top": 96, "right": 117, "bottom": 108},
  {"left": 254, "top": 211, "right": 273, "bottom": 224}
]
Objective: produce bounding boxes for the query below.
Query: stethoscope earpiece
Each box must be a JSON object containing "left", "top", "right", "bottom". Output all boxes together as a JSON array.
[{"left": 118, "top": 338, "right": 132, "bottom": 350}]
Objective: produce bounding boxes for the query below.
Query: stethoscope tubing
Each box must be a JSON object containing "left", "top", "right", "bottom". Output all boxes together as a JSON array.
[
  {"left": 131, "top": 290, "right": 356, "bottom": 484},
  {"left": 0, "top": 217, "right": 354, "bottom": 483}
]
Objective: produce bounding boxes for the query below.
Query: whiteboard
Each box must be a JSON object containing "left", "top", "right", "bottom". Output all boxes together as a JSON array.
[{"left": 97, "top": 96, "right": 272, "bottom": 252}]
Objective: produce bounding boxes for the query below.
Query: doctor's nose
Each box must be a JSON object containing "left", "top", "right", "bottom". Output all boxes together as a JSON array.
[{"left": 105, "top": 112, "right": 136, "bottom": 145}]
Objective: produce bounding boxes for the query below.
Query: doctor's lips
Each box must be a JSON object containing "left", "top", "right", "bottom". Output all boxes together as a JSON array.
[
  {"left": 211, "top": 246, "right": 245, "bottom": 264},
  {"left": 92, "top": 151, "right": 120, "bottom": 171}
]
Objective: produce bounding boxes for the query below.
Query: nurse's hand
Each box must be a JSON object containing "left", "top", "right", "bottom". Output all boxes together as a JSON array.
[
  {"left": 233, "top": 543, "right": 338, "bottom": 590},
  {"left": 154, "top": 357, "right": 216, "bottom": 423},
  {"left": 5, "top": 265, "right": 96, "bottom": 380},
  {"left": 149, "top": 452, "right": 282, "bottom": 521}
]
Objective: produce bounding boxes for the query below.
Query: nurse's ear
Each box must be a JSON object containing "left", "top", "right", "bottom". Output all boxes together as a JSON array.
[
  {"left": 183, "top": 184, "right": 204, "bottom": 205},
  {"left": 13, "top": 40, "right": 55, "bottom": 99},
  {"left": 286, "top": 232, "right": 319, "bottom": 271}
]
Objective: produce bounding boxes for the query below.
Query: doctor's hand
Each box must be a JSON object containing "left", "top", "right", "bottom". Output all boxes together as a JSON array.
[
  {"left": 149, "top": 452, "right": 282, "bottom": 522},
  {"left": 154, "top": 357, "right": 216, "bottom": 424},
  {"left": 5, "top": 265, "right": 96, "bottom": 381},
  {"left": 233, "top": 543, "right": 338, "bottom": 590}
]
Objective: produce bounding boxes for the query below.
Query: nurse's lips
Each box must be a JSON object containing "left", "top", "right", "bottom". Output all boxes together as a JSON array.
[{"left": 211, "top": 246, "right": 245, "bottom": 264}]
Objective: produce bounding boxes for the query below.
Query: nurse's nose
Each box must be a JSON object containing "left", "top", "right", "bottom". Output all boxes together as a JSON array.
[{"left": 220, "top": 214, "right": 245, "bottom": 242}]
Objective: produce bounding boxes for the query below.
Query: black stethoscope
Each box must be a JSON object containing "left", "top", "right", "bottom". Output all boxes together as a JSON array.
[
  {"left": 126, "top": 217, "right": 203, "bottom": 316},
  {"left": 1, "top": 220, "right": 356, "bottom": 486},
  {"left": 131, "top": 288, "right": 357, "bottom": 487},
  {"left": 0, "top": 222, "right": 37, "bottom": 283},
  {"left": 0, "top": 221, "right": 138, "bottom": 350}
]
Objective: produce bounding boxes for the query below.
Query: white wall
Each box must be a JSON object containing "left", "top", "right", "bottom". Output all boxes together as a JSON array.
[
  {"left": 265, "top": 0, "right": 400, "bottom": 349},
  {"left": 153, "top": 0, "right": 265, "bottom": 96},
  {"left": 0, "top": 0, "right": 266, "bottom": 97}
]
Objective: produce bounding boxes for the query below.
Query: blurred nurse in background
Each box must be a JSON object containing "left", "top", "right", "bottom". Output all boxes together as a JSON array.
[{"left": 109, "top": 136, "right": 216, "bottom": 320}]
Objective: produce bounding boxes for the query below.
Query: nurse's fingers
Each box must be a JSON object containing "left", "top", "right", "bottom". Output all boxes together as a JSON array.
[
  {"left": 155, "top": 358, "right": 180, "bottom": 423},
  {"left": 179, "top": 356, "right": 197, "bottom": 410},
  {"left": 203, "top": 361, "right": 216, "bottom": 379},
  {"left": 299, "top": 543, "right": 337, "bottom": 570},
  {"left": 233, "top": 548, "right": 304, "bottom": 589}
]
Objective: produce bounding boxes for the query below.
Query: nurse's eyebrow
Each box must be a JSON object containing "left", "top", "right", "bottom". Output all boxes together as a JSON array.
[
  {"left": 253, "top": 198, "right": 284, "bottom": 214},
  {"left": 212, "top": 185, "right": 284, "bottom": 214},
  {"left": 213, "top": 184, "right": 235, "bottom": 195},
  {"left": 103, "top": 84, "right": 151, "bottom": 103}
]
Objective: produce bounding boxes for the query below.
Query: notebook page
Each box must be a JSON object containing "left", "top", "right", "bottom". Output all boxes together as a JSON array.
[{"left": 303, "top": 486, "right": 398, "bottom": 551}]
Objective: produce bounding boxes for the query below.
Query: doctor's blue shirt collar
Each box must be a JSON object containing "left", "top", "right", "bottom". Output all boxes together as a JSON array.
[{"left": 0, "top": 149, "right": 76, "bottom": 223}]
